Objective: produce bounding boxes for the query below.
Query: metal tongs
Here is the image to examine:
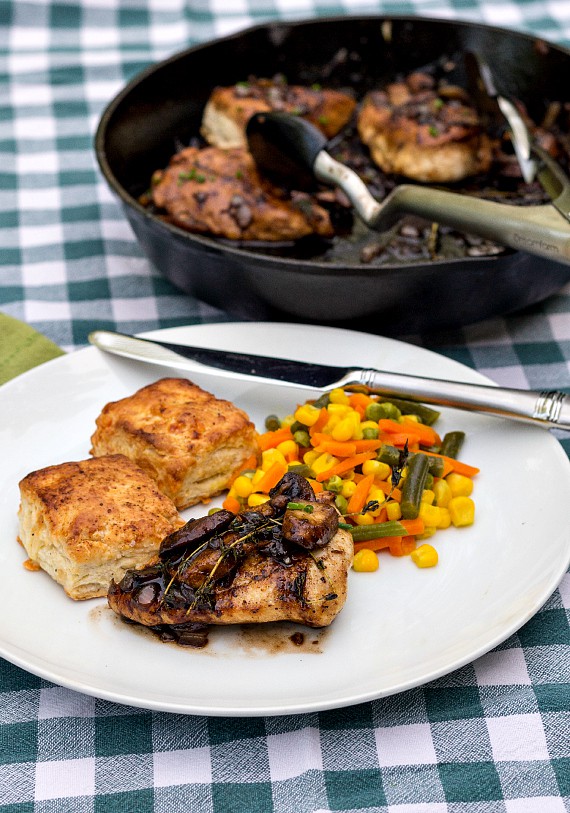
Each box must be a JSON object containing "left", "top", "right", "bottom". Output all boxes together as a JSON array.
[{"left": 245, "top": 58, "right": 570, "bottom": 266}]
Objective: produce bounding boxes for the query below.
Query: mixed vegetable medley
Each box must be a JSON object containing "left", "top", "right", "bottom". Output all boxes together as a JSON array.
[{"left": 221, "top": 389, "right": 478, "bottom": 573}]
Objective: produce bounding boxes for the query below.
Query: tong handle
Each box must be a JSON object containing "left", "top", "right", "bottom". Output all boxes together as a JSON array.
[{"left": 378, "top": 185, "right": 570, "bottom": 265}]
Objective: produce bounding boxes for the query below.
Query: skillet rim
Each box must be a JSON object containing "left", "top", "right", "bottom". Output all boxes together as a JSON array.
[{"left": 94, "top": 12, "right": 570, "bottom": 279}]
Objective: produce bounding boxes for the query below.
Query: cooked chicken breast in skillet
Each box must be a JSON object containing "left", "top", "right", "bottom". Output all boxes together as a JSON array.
[
  {"left": 357, "top": 70, "right": 493, "bottom": 183},
  {"left": 150, "top": 146, "right": 334, "bottom": 241},
  {"left": 201, "top": 75, "right": 356, "bottom": 149}
]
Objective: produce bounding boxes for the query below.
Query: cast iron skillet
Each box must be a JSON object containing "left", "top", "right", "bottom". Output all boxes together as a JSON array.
[{"left": 95, "top": 15, "right": 570, "bottom": 334}]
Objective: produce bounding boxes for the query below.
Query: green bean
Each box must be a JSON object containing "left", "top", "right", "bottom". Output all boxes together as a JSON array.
[
  {"left": 375, "top": 397, "right": 441, "bottom": 426},
  {"left": 350, "top": 520, "right": 408, "bottom": 541},
  {"left": 401, "top": 453, "right": 430, "bottom": 519},
  {"left": 376, "top": 444, "right": 442, "bottom": 478},
  {"left": 420, "top": 454, "right": 444, "bottom": 478},
  {"left": 312, "top": 393, "right": 330, "bottom": 409},
  {"left": 289, "top": 420, "right": 307, "bottom": 434},
  {"left": 439, "top": 431, "right": 465, "bottom": 459},
  {"left": 287, "top": 463, "right": 314, "bottom": 478},
  {"left": 376, "top": 444, "right": 402, "bottom": 468}
]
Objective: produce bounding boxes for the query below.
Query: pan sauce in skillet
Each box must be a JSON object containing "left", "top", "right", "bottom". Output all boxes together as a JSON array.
[{"left": 141, "top": 53, "right": 570, "bottom": 268}]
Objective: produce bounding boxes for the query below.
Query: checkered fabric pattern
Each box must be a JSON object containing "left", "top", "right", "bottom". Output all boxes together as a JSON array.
[{"left": 1, "top": 1, "right": 570, "bottom": 811}]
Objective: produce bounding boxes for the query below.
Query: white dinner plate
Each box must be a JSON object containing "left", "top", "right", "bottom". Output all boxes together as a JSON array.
[{"left": 1, "top": 322, "right": 569, "bottom": 716}]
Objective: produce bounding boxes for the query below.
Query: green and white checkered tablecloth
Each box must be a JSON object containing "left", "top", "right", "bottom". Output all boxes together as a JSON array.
[{"left": 1, "top": 1, "right": 570, "bottom": 811}]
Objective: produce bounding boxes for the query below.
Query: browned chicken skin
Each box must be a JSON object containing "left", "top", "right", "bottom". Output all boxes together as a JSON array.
[
  {"left": 357, "top": 70, "right": 493, "bottom": 183},
  {"left": 151, "top": 146, "right": 334, "bottom": 241},
  {"left": 108, "top": 473, "right": 353, "bottom": 646}
]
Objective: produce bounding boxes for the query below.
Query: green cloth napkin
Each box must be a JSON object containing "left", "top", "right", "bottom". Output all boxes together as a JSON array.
[{"left": 0, "top": 313, "right": 64, "bottom": 385}]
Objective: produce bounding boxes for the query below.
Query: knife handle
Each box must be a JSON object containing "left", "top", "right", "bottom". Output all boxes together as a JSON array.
[{"left": 359, "top": 369, "right": 570, "bottom": 430}]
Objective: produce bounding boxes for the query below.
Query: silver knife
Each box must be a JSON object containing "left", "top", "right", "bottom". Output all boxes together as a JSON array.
[{"left": 88, "top": 330, "right": 570, "bottom": 430}]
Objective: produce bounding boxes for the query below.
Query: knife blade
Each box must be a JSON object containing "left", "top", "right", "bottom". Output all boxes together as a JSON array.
[{"left": 88, "top": 330, "right": 570, "bottom": 430}]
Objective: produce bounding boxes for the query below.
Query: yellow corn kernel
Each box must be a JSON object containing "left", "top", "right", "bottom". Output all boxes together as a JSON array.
[
  {"left": 276, "top": 439, "right": 298, "bottom": 457},
  {"left": 326, "top": 403, "right": 350, "bottom": 416},
  {"left": 362, "top": 459, "right": 391, "bottom": 480},
  {"left": 360, "top": 420, "right": 379, "bottom": 432},
  {"left": 280, "top": 414, "right": 296, "bottom": 428},
  {"left": 411, "top": 543, "right": 439, "bottom": 568},
  {"left": 437, "top": 507, "right": 451, "bottom": 529},
  {"left": 288, "top": 460, "right": 304, "bottom": 468},
  {"left": 448, "top": 496, "right": 475, "bottom": 527},
  {"left": 419, "top": 502, "right": 441, "bottom": 528},
  {"left": 261, "top": 448, "right": 287, "bottom": 470},
  {"left": 311, "top": 453, "right": 339, "bottom": 475},
  {"left": 251, "top": 469, "right": 265, "bottom": 486},
  {"left": 386, "top": 501, "right": 402, "bottom": 521},
  {"left": 402, "top": 413, "right": 420, "bottom": 422},
  {"left": 294, "top": 403, "right": 322, "bottom": 426},
  {"left": 446, "top": 472, "right": 474, "bottom": 497},
  {"left": 329, "top": 387, "right": 350, "bottom": 405},
  {"left": 232, "top": 475, "right": 254, "bottom": 499},
  {"left": 421, "top": 489, "right": 435, "bottom": 504},
  {"left": 354, "top": 512, "right": 375, "bottom": 525},
  {"left": 341, "top": 479, "right": 357, "bottom": 499},
  {"left": 331, "top": 417, "right": 355, "bottom": 442},
  {"left": 352, "top": 548, "right": 379, "bottom": 572},
  {"left": 248, "top": 493, "right": 270, "bottom": 507},
  {"left": 367, "top": 487, "right": 386, "bottom": 516},
  {"left": 418, "top": 526, "right": 437, "bottom": 540},
  {"left": 432, "top": 479, "right": 452, "bottom": 507},
  {"left": 303, "top": 450, "right": 320, "bottom": 467}
]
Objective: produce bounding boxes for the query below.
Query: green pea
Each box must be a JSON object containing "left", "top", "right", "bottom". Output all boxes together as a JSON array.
[
  {"left": 265, "top": 414, "right": 281, "bottom": 431},
  {"left": 293, "top": 430, "right": 311, "bottom": 448},
  {"left": 362, "top": 426, "right": 379, "bottom": 439},
  {"left": 335, "top": 494, "right": 349, "bottom": 514},
  {"left": 290, "top": 420, "right": 307, "bottom": 434},
  {"left": 324, "top": 475, "right": 342, "bottom": 493}
]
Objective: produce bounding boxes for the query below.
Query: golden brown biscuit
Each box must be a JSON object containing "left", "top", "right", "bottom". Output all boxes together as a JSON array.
[
  {"left": 90, "top": 377, "right": 259, "bottom": 509},
  {"left": 18, "top": 454, "right": 184, "bottom": 600}
]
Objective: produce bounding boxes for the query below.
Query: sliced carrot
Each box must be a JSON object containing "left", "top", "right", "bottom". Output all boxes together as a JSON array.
[
  {"left": 255, "top": 460, "right": 288, "bottom": 493},
  {"left": 399, "top": 518, "right": 425, "bottom": 536},
  {"left": 373, "top": 480, "right": 402, "bottom": 502},
  {"left": 349, "top": 392, "right": 373, "bottom": 411},
  {"left": 352, "top": 439, "right": 383, "bottom": 453},
  {"left": 315, "top": 451, "right": 377, "bottom": 482},
  {"left": 346, "top": 474, "right": 374, "bottom": 514},
  {"left": 307, "top": 478, "right": 323, "bottom": 493},
  {"left": 400, "top": 419, "right": 441, "bottom": 447},
  {"left": 379, "top": 432, "right": 421, "bottom": 448},
  {"left": 258, "top": 427, "right": 293, "bottom": 451},
  {"left": 222, "top": 495, "right": 241, "bottom": 514},
  {"left": 388, "top": 535, "right": 417, "bottom": 557},
  {"left": 313, "top": 439, "right": 357, "bottom": 457},
  {"left": 353, "top": 536, "right": 398, "bottom": 553}
]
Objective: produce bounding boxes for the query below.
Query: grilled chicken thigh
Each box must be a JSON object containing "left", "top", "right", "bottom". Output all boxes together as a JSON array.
[
  {"left": 357, "top": 70, "right": 493, "bottom": 183},
  {"left": 108, "top": 473, "right": 354, "bottom": 645},
  {"left": 151, "top": 146, "right": 333, "bottom": 241}
]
